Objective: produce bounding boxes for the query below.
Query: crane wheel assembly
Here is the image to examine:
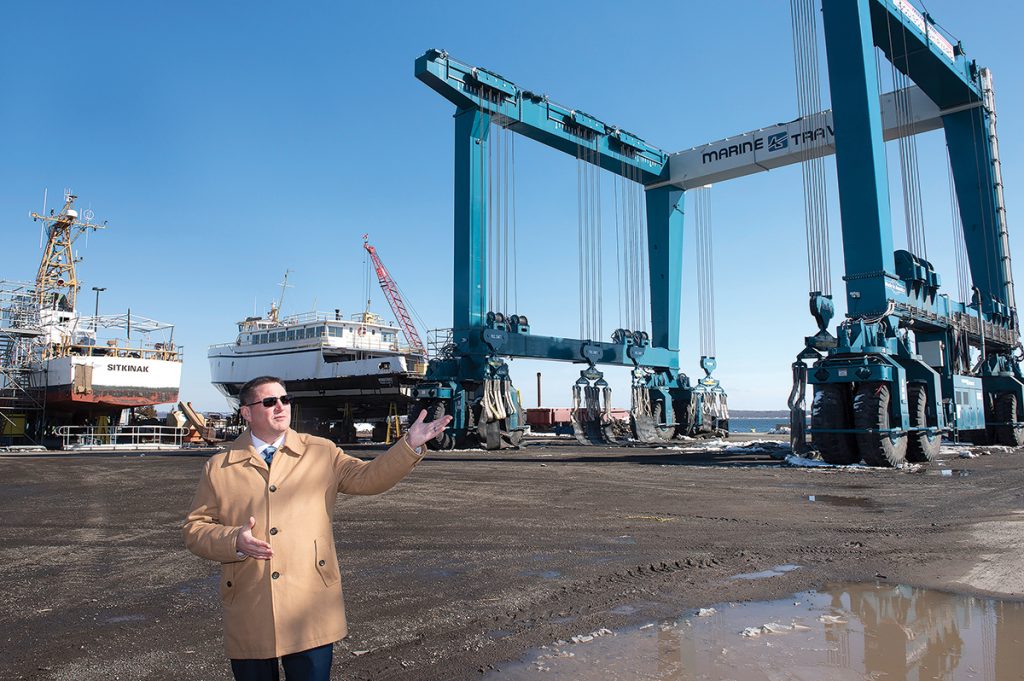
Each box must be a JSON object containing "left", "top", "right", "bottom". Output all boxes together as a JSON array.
[
  {"left": 810, "top": 385, "right": 859, "bottom": 465},
  {"left": 989, "top": 393, "right": 1024, "bottom": 447},
  {"left": 420, "top": 400, "right": 456, "bottom": 451},
  {"left": 852, "top": 383, "right": 908, "bottom": 468},
  {"left": 905, "top": 384, "right": 941, "bottom": 463}
]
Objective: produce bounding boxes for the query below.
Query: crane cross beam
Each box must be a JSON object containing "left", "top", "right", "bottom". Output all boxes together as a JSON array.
[{"left": 415, "top": 49, "right": 669, "bottom": 183}]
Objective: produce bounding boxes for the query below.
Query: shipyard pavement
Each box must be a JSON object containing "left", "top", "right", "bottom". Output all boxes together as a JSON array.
[{"left": 1, "top": 436, "right": 1022, "bottom": 680}]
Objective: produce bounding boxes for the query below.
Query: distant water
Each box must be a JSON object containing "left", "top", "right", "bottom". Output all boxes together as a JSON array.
[{"left": 728, "top": 417, "right": 789, "bottom": 434}]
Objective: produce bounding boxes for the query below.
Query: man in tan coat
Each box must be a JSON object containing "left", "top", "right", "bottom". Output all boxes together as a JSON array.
[{"left": 184, "top": 375, "right": 451, "bottom": 681}]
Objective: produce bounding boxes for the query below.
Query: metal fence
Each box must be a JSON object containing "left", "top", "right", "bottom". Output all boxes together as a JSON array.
[{"left": 55, "top": 425, "right": 189, "bottom": 450}]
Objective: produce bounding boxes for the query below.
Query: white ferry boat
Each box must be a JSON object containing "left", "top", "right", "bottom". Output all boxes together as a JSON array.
[{"left": 208, "top": 307, "right": 428, "bottom": 440}]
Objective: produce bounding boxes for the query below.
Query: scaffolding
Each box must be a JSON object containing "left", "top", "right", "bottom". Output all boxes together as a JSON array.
[{"left": 0, "top": 280, "right": 45, "bottom": 441}]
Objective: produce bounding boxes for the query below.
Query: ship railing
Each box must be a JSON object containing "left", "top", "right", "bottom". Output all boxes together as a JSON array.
[
  {"left": 279, "top": 310, "right": 401, "bottom": 330},
  {"left": 55, "top": 425, "right": 190, "bottom": 450},
  {"left": 52, "top": 342, "right": 182, "bottom": 362}
]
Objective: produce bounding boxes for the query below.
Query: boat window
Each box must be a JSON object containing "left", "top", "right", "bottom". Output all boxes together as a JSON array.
[
  {"left": 316, "top": 325, "right": 324, "bottom": 337},
  {"left": 260, "top": 333, "right": 268, "bottom": 344},
  {"left": 324, "top": 353, "right": 356, "bottom": 364},
  {"left": 329, "top": 326, "right": 341, "bottom": 337},
  {"left": 306, "top": 327, "right": 316, "bottom": 339},
  {"left": 287, "top": 330, "right": 296, "bottom": 341},
  {"left": 378, "top": 361, "right": 391, "bottom": 370}
]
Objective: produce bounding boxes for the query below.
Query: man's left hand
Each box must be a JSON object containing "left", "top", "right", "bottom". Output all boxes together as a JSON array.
[{"left": 405, "top": 409, "right": 453, "bottom": 449}]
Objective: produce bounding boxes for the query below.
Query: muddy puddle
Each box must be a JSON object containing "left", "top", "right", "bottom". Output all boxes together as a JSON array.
[{"left": 485, "top": 582, "right": 1024, "bottom": 680}]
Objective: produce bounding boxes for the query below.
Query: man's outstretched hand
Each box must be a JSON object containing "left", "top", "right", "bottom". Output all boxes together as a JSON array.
[
  {"left": 405, "top": 409, "right": 453, "bottom": 450},
  {"left": 235, "top": 516, "right": 273, "bottom": 560}
]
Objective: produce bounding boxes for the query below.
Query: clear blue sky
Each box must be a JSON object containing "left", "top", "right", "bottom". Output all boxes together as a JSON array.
[{"left": 3, "top": 1, "right": 1023, "bottom": 412}]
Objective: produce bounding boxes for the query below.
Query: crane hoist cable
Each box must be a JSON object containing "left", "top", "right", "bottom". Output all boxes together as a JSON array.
[
  {"left": 886, "top": 15, "right": 929, "bottom": 261},
  {"left": 478, "top": 89, "right": 521, "bottom": 321},
  {"left": 615, "top": 161, "right": 649, "bottom": 335},
  {"left": 694, "top": 186, "right": 716, "bottom": 359},
  {"left": 488, "top": 89, "right": 499, "bottom": 316},
  {"left": 947, "top": 150, "right": 971, "bottom": 304},
  {"left": 576, "top": 136, "right": 604, "bottom": 342},
  {"left": 636, "top": 163, "right": 650, "bottom": 334},
  {"left": 790, "top": 0, "right": 832, "bottom": 297}
]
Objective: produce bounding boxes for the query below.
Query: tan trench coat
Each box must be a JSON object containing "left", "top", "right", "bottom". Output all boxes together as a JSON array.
[{"left": 183, "top": 428, "right": 422, "bottom": 659}]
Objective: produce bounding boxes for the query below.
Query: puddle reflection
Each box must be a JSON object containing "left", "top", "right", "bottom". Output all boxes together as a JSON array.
[
  {"left": 806, "top": 494, "right": 877, "bottom": 509},
  {"left": 927, "top": 469, "right": 973, "bottom": 477},
  {"left": 484, "top": 582, "right": 1024, "bottom": 680},
  {"left": 731, "top": 564, "right": 801, "bottom": 580}
]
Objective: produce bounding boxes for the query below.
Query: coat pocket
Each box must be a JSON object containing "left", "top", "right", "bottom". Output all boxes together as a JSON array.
[
  {"left": 314, "top": 537, "right": 340, "bottom": 588},
  {"left": 219, "top": 563, "right": 237, "bottom": 605}
]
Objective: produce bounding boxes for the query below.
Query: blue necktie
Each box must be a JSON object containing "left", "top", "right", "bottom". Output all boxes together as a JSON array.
[{"left": 262, "top": 445, "right": 277, "bottom": 467}]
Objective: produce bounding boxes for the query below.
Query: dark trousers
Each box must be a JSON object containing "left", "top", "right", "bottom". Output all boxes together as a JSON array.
[{"left": 230, "top": 643, "right": 333, "bottom": 681}]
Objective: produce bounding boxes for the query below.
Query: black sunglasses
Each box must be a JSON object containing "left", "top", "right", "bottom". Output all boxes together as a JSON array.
[{"left": 243, "top": 394, "right": 293, "bottom": 408}]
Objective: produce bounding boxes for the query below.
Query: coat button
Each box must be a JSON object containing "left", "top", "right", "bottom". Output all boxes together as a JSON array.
[
  {"left": 226, "top": 581, "right": 232, "bottom": 587},
  {"left": 318, "top": 560, "right": 325, "bottom": 566},
  {"left": 272, "top": 571, "right": 280, "bottom": 580},
  {"left": 270, "top": 527, "right": 278, "bottom": 536},
  {"left": 269, "top": 484, "right": 277, "bottom": 492}
]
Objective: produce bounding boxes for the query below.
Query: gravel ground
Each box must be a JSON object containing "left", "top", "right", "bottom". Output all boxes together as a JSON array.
[{"left": 1, "top": 435, "right": 1022, "bottom": 680}]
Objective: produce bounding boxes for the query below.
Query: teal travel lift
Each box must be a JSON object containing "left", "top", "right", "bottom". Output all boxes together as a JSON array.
[
  {"left": 413, "top": 50, "right": 727, "bottom": 450},
  {"left": 795, "top": 0, "right": 1022, "bottom": 466}
]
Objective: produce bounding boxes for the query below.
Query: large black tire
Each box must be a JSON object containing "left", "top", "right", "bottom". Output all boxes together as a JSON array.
[
  {"left": 653, "top": 401, "right": 677, "bottom": 442},
  {"left": 991, "top": 393, "right": 1024, "bottom": 447},
  {"left": 811, "top": 384, "right": 859, "bottom": 464},
  {"left": 906, "top": 384, "right": 941, "bottom": 462},
  {"left": 853, "top": 382, "right": 907, "bottom": 467},
  {"left": 424, "top": 400, "right": 455, "bottom": 451}
]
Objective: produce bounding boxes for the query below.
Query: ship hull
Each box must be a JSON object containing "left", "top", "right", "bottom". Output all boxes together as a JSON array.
[
  {"left": 210, "top": 343, "right": 425, "bottom": 437},
  {"left": 30, "top": 355, "right": 182, "bottom": 411},
  {"left": 41, "top": 386, "right": 180, "bottom": 407}
]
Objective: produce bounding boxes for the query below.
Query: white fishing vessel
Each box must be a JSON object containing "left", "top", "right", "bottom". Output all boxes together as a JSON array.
[{"left": 1, "top": 191, "right": 182, "bottom": 441}]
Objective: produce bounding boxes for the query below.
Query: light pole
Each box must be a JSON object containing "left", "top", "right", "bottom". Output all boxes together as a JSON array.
[{"left": 91, "top": 286, "right": 106, "bottom": 328}]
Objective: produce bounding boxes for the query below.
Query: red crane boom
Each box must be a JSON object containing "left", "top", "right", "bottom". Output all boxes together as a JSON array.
[{"left": 362, "top": 236, "right": 426, "bottom": 357}]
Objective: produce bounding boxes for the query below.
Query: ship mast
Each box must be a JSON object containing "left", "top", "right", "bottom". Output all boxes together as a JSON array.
[
  {"left": 31, "top": 191, "right": 106, "bottom": 313},
  {"left": 267, "top": 269, "right": 293, "bottom": 323}
]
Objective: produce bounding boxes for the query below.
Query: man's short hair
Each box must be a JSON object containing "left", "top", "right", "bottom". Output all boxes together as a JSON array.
[{"left": 239, "top": 376, "right": 285, "bottom": 406}]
